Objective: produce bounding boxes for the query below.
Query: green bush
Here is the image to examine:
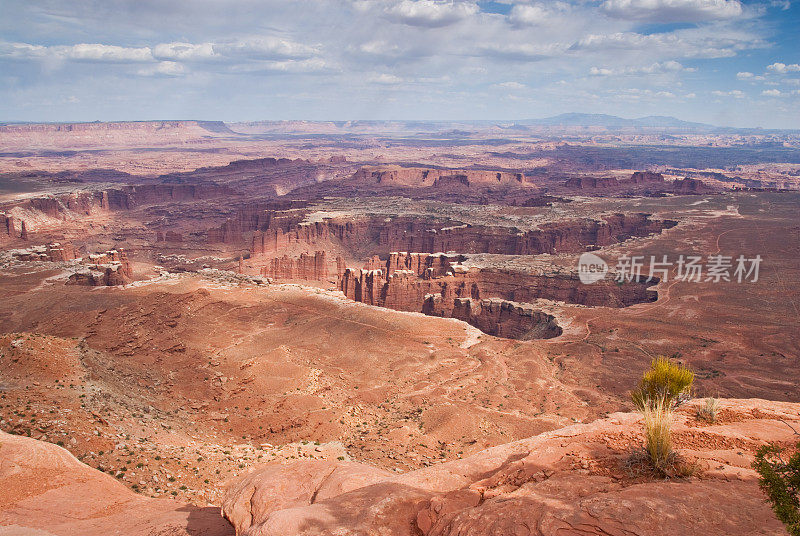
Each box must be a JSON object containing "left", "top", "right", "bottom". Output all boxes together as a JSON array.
[
  {"left": 631, "top": 356, "right": 694, "bottom": 410},
  {"left": 753, "top": 442, "right": 800, "bottom": 536}
]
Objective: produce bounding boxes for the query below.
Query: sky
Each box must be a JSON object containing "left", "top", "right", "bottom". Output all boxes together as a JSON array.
[{"left": 0, "top": 0, "right": 798, "bottom": 128}]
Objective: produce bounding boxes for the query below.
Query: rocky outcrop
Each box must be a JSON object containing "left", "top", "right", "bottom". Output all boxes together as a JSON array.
[
  {"left": 0, "top": 430, "right": 233, "bottom": 536},
  {"left": 221, "top": 460, "right": 392, "bottom": 535},
  {"left": 234, "top": 208, "right": 675, "bottom": 258},
  {"left": 208, "top": 201, "right": 309, "bottom": 245},
  {"left": 67, "top": 248, "right": 133, "bottom": 286},
  {"left": 351, "top": 166, "right": 530, "bottom": 188},
  {"left": 0, "top": 213, "right": 16, "bottom": 238},
  {"left": 562, "top": 171, "right": 718, "bottom": 196},
  {"left": 629, "top": 170, "right": 665, "bottom": 185},
  {"left": 12, "top": 242, "right": 78, "bottom": 262},
  {"left": 446, "top": 297, "right": 562, "bottom": 339},
  {"left": 564, "top": 176, "right": 620, "bottom": 189},
  {"left": 672, "top": 177, "right": 717, "bottom": 194},
  {"left": 156, "top": 230, "right": 184, "bottom": 242},
  {"left": 338, "top": 253, "right": 656, "bottom": 339},
  {"left": 222, "top": 398, "right": 799, "bottom": 536},
  {"left": 261, "top": 251, "right": 335, "bottom": 281},
  {"left": 1, "top": 184, "right": 232, "bottom": 234}
]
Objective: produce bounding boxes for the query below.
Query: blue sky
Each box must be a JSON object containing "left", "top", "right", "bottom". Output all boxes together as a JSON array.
[{"left": 0, "top": 0, "right": 798, "bottom": 128}]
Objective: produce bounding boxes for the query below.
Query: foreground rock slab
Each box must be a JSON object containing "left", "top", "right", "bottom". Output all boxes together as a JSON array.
[
  {"left": 0, "top": 431, "right": 233, "bottom": 536},
  {"left": 223, "top": 398, "right": 799, "bottom": 536}
]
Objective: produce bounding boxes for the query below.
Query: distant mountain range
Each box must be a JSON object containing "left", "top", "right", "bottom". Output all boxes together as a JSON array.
[{"left": 519, "top": 113, "right": 715, "bottom": 130}]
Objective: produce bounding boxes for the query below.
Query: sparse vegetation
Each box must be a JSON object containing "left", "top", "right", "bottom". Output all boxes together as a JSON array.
[
  {"left": 697, "top": 397, "right": 720, "bottom": 423},
  {"left": 753, "top": 442, "right": 800, "bottom": 536},
  {"left": 631, "top": 357, "right": 695, "bottom": 474},
  {"left": 641, "top": 396, "right": 673, "bottom": 470},
  {"left": 631, "top": 356, "right": 694, "bottom": 411}
]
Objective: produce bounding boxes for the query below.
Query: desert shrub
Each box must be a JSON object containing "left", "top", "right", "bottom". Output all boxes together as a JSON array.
[
  {"left": 631, "top": 357, "right": 694, "bottom": 473},
  {"left": 753, "top": 442, "right": 800, "bottom": 536},
  {"left": 697, "top": 397, "right": 719, "bottom": 422},
  {"left": 642, "top": 395, "right": 673, "bottom": 470},
  {"left": 631, "top": 356, "right": 694, "bottom": 410}
]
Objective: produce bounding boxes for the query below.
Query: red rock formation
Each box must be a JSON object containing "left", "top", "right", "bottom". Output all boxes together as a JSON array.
[
  {"left": 352, "top": 166, "right": 529, "bottom": 188},
  {"left": 448, "top": 297, "right": 562, "bottom": 339},
  {"left": 0, "top": 430, "right": 233, "bottom": 536},
  {"left": 339, "top": 253, "right": 657, "bottom": 339},
  {"left": 0, "top": 213, "right": 15, "bottom": 239},
  {"left": 672, "top": 177, "right": 716, "bottom": 194},
  {"left": 156, "top": 230, "right": 184, "bottom": 242},
  {"left": 562, "top": 171, "right": 717, "bottom": 196},
  {"left": 564, "top": 176, "right": 619, "bottom": 189},
  {"left": 237, "top": 207, "right": 675, "bottom": 258},
  {"left": 221, "top": 398, "right": 799, "bottom": 536},
  {"left": 67, "top": 248, "right": 133, "bottom": 286},
  {"left": 629, "top": 171, "right": 665, "bottom": 185},
  {"left": 261, "top": 251, "right": 331, "bottom": 281},
  {"left": 12, "top": 242, "right": 78, "bottom": 262}
]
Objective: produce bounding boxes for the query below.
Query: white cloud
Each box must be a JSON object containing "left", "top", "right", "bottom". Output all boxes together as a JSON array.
[
  {"left": 384, "top": 0, "right": 478, "bottom": 27},
  {"left": 478, "top": 43, "right": 563, "bottom": 62},
  {"left": 736, "top": 71, "right": 766, "bottom": 81},
  {"left": 589, "top": 60, "right": 695, "bottom": 76},
  {"left": 153, "top": 42, "right": 216, "bottom": 62},
  {"left": 761, "top": 88, "right": 782, "bottom": 96},
  {"left": 212, "top": 37, "right": 317, "bottom": 60},
  {"left": 368, "top": 73, "right": 403, "bottom": 84},
  {"left": 138, "top": 61, "right": 186, "bottom": 77},
  {"left": 0, "top": 42, "right": 153, "bottom": 62},
  {"left": 712, "top": 89, "right": 745, "bottom": 97},
  {"left": 572, "top": 31, "right": 764, "bottom": 59},
  {"left": 491, "top": 81, "right": 526, "bottom": 90},
  {"left": 767, "top": 62, "right": 800, "bottom": 73},
  {"left": 601, "top": 0, "right": 743, "bottom": 23},
  {"left": 507, "top": 4, "right": 551, "bottom": 26},
  {"left": 229, "top": 57, "right": 330, "bottom": 74}
]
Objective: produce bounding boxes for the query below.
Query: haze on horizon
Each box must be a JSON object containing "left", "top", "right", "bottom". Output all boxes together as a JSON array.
[{"left": 1, "top": 0, "right": 798, "bottom": 129}]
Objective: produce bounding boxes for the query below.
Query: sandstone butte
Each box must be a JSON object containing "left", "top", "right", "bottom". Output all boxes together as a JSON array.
[{"left": 2, "top": 398, "right": 798, "bottom": 536}]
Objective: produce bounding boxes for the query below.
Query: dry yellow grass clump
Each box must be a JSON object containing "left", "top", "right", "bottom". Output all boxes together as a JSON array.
[{"left": 631, "top": 356, "right": 695, "bottom": 472}]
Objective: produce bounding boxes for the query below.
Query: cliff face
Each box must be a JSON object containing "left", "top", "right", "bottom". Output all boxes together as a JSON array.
[
  {"left": 2, "top": 184, "right": 232, "bottom": 234},
  {"left": 211, "top": 204, "right": 675, "bottom": 258},
  {"left": 261, "top": 251, "right": 340, "bottom": 281},
  {"left": 66, "top": 249, "right": 133, "bottom": 286},
  {"left": 338, "top": 253, "right": 657, "bottom": 339},
  {"left": 562, "top": 171, "right": 718, "bottom": 195},
  {"left": 12, "top": 242, "right": 78, "bottom": 262},
  {"left": 351, "top": 166, "right": 530, "bottom": 188},
  {"left": 0, "top": 213, "right": 16, "bottom": 239}
]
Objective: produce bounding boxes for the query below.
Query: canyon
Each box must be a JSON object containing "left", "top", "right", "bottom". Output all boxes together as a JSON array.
[{"left": 0, "top": 120, "right": 798, "bottom": 536}]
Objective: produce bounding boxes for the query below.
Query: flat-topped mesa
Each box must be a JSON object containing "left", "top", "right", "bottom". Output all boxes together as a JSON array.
[
  {"left": 1, "top": 184, "right": 232, "bottom": 234},
  {"left": 352, "top": 166, "right": 530, "bottom": 188},
  {"left": 221, "top": 205, "right": 675, "bottom": 258},
  {"left": 207, "top": 201, "right": 311, "bottom": 245},
  {"left": 563, "top": 171, "right": 719, "bottom": 195},
  {"left": 12, "top": 242, "right": 78, "bottom": 262},
  {"left": 339, "top": 253, "right": 658, "bottom": 339},
  {"left": 67, "top": 248, "right": 133, "bottom": 286}
]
